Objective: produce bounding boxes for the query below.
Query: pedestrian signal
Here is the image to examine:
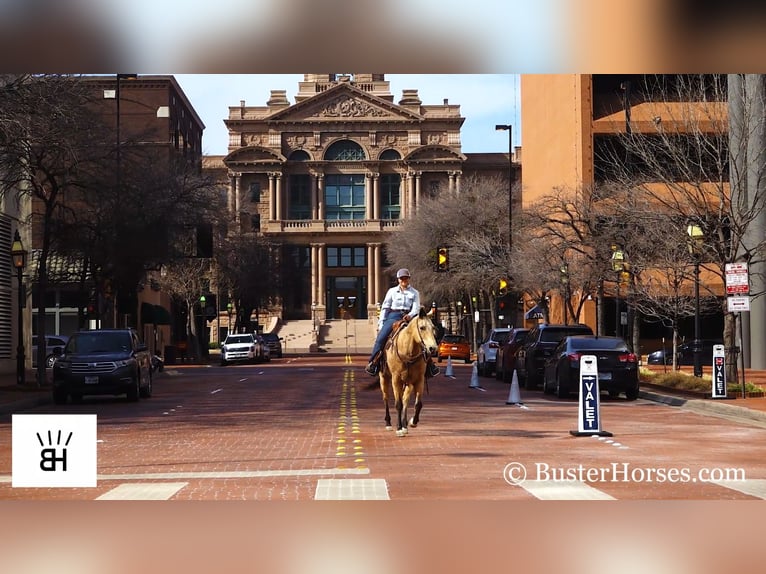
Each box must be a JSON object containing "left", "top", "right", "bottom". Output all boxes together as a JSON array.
[{"left": 437, "top": 247, "right": 449, "bottom": 272}]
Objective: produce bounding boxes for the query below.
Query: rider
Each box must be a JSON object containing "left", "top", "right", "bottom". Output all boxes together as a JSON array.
[{"left": 365, "top": 268, "right": 440, "bottom": 378}]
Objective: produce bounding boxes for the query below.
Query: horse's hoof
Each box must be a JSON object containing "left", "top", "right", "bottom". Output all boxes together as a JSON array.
[
  {"left": 409, "top": 418, "right": 417, "bottom": 428},
  {"left": 396, "top": 429, "right": 407, "bottom": 437},
  {"left": 385, "top": 425, "right": 393, "bottom": 431}
]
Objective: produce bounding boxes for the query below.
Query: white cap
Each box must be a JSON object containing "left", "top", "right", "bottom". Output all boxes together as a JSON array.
[{"left": 396, "top": 268, "right": 411, "bottom": 278}]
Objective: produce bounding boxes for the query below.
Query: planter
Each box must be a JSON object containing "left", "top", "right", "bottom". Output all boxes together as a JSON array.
[{"left": 640, "top": 382, "right": 737, "bottom": 400}]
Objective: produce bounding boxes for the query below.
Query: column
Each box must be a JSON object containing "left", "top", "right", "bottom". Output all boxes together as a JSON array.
[
  {"left": 310, "top": 172, "right": 318, "bottom": 220},
  {"left": 318, "top": 243, "right": 326, "bottom": 306},
  {"left": 268, "top": 173, "right": 276, "bottom": 220},
  {"left": 367, "top": 244, "right": 375, "bottom": 307},
  {"left": 414, "top": 171, "right": 422, "bottom": 214},
  {"left": 448, "top": 171, "right": 455, "bottom": 194},
  {"left": 455, "top": 171, "right": 462, "bottom": 195},
  {"left": 374, "top": 243, "right": 382, "bottom": 304},
  {"left": 407, "top": 172, "right": 416, "bottom": 217},
  {"left": 365, "top": 172, "right": 373, "bottom": 220},
  {"left": 234, "top": 173, "right": 242, "bottom": 226},
  {"left": 372, "top": 173, "right": 380, "bottom": 220},
  {"left": 275, "top": 173, "right": 283, "bottom": 221},
  {"left": 310, "top": 243, "right": 319, "bottom": 304},
  {"left": 317, "top": 174, "right": 325, "bottom": 220}
]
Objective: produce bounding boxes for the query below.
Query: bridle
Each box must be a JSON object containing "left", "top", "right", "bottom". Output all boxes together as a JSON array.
[{"left": 392, "top": 316, "right": 434, "bottom": 368}]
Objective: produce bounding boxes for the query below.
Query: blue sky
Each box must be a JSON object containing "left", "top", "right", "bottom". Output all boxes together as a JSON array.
[{"left": 173, "top": 75, "right": 521, "bottom": 157}]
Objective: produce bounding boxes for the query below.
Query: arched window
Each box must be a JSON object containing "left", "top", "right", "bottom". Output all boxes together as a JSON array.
[
  {"left": 324, "top": 140, "right": 366, "bottom": 161},
  {"left": 379, "top": 149, "right": 401, "bottom": 160},
  {"left": 289, "top": 149, "right": 311, "bottom": 161}
]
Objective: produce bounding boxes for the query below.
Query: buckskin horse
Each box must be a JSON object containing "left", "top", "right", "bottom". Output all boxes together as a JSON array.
[{"left": 379, "top": 307, "right": 438, "bottom": 437}]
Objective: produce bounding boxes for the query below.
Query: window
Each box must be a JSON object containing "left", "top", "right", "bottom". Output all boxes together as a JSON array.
[
  {"left": 249, "top": 182, "right": 261, "bottom": 202},
  {"left": 380, "top": 174, "right": 401, "bottom": 219},
  {"left": 250, "top": 213, "right": 260, "bottom": 231},
  {"left": 380, "top": 149, "right": 401, "bottom": 160},
  {"left": 325, "top": 140, "right": 366, "bottom": 161},
  {"left": 325, "top": 174, "right": 366, "bottom": 220},
  {"left": 288, "top": 174, "right": 311, "bottom": 219},
  {"left": 326, "top": 247, "right": 366, "bottom": 268},
  {"left": 289, "top": 149, "right": 310, "bottom": 161}
]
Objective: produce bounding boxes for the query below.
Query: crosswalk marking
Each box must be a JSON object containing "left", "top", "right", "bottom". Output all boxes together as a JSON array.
[
  {"left": 519, "top": 480, "right": 615, "bottom": 500},
  {"left": 315, "top": 478, "right": 389, "bottom": 500},
  {"left": 96, "top": 482, "right": 188, "bottom": 500},
  {"left": 712, "top": 479, "right": 766, "bottom": 499}
]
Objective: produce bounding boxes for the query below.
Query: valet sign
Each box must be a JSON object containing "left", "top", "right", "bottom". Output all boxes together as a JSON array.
[
  {"left": 712, "top": 344, "right": 727, "bottom": 399},
  {"left": 570, "top": 355, "right": 612, "bottom": 437}
]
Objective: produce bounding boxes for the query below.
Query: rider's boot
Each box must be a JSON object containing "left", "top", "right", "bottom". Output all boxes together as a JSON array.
[{"left": 426, "top": 357, "right": 440, "bottom": 378}]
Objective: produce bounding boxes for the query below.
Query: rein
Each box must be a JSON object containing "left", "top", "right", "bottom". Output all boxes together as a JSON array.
[{"left": 391, "top": 318, "right": 432, "bottom": 368}]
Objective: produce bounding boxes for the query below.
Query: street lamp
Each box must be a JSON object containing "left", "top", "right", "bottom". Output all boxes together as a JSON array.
[
  {"left": 611, "top": 245, "right": 625, "bottom": 337},
  {"left": 226, "top": 302, "right": 234, "bottom": 334},
  {"left": 311, "top": 301, "right": 318, "bottom": 334},
  {"left": 496, "top": 123, "right": 515, "bottom": 324},
  {"left": 687, "top": 223, "right": 704, "bottom": 377},
  {"left": 559, "top": 263, "right": 569, "bottom": 325},
  {"left": 11, "top": 230, "right": 27, "bottom": 385}
]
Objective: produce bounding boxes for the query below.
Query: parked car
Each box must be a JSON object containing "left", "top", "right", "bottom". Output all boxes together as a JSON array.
[
  {"left": 647, "top": 339, "right": 723, "bottom": 366},
  {"left": 220, "top": 333, "right": 265, "bottom": 365},
  {"left": 476, "top": 328, "right": 511, "bottom": 376},
  {"left": 515, "top": 323, "right": 594, "bottom": 389},
  {"left": 31, "top": 334, "right": 69, "bottom": 368},
  {"left": 52, "top": 329, "right": 152, "bottom": 404},
  {"left": 495, "top": 328, "right": 529, "bottom": 382},
  {"left": 261, "top": 332, "right": 283, "bottom": 358},
  {"left": 437, "top": 334, "right": 472, "bottom": 363},
  {"left": 542, "top": 335, "right": 640, "bottom": 400},
  {"left": 255, "top": 334, "right": 271, "bottom": 362}
]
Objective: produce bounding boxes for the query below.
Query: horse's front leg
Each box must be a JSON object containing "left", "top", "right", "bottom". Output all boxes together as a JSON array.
[
  {"left": 395, "top": 395, "right": 407, "bottom": 437},
  {"left": 410, "top": 389, "right": 423, "bottom": 428}
]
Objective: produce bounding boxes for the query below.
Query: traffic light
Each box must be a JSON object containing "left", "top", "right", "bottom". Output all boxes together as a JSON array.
[
  {"left": 436, "top": 247, "right": 449, "bottom": 272},
  {"left": 86, "top": 302, "right": 97, "bottom": 318},
  {"left": 499, "top": 278, "right": 508, "bottom": 296}
]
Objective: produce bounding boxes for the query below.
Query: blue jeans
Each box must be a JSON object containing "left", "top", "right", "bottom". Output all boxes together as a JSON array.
[{"left": 369, "top": 311, "right": 406, "bottom": 361}]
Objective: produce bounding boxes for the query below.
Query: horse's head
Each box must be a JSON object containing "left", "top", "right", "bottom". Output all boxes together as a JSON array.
[{"left": 410, "top": 307, "right": 438, "bottom": 356}]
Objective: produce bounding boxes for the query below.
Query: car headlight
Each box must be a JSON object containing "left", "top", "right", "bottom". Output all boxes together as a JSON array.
[{"left": 114, "top": 360, "right": 130, "bottom": 367}]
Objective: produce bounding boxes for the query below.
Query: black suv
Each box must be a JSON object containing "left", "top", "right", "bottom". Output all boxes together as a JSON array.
[
  {"left": 261, "top": 332, "right": 283, "bottom": 358},
  {"left": 52, "top": 329, "right": 153, "bottom": 404},
  {"left": 515, "top": 323, "right": 594, "bottom": 389}
]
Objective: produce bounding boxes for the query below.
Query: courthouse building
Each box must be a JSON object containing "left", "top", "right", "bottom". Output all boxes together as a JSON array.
[{"left": 206, "top": 74, "right": 516, "bottom": 326}]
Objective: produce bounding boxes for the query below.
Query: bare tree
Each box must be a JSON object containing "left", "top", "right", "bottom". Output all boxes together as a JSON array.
[{"left": 384, "top": 174, "right": 514, "bottom": 335}]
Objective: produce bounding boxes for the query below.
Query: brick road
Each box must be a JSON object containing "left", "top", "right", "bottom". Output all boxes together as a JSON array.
[{"left": 1, "top": 354, "right": 766, "bottom": 501}]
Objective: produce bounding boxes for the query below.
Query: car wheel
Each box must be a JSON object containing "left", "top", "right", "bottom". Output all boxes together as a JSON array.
[
  {"left": 52, "top": 388, "right": 68, "bottom": 405},
  {"left": 625, "top": 387, "right": 639, "bottom": 401},
  {"left": 140, "top": 371, "right": 152, "bottom": 398},
  {"left": 126, "top": 373, "right": 140, "bottom": 402},
  {"left": 543, "top": 373, "right": 553, "bottom": 395},
  {"left": 555, "top": 376, "right": 569, "bottom": 399},
  {"left": 45, "top": 354, "right": 57, "bottom": 368}
]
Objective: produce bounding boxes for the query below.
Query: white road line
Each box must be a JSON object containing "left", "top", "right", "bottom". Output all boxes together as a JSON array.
[
  {"left": 96, "top": 482, "right": 188, "bottom": 500},
  {"left": 520, "top": 480, "right": 615, "bottom": 500},
  {"left": 315, "top": 478, "right": 389, "bottom": 500},
  {"left": 0, "top": 467, "right": 370, "bottom": 484},
  {"left": 210, "top": 388, "right": 223, "bottom": 394},
  {"left": 712, "top": 479, "right": 766, "bottom": 499}
]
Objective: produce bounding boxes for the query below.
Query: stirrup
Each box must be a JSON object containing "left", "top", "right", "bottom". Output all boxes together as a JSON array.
[
  {"left": 365, "top": 361, "right": 379, "bottom": 376},
  {"left": 427, "top": 362, "right": 440, "bottom": 378}
]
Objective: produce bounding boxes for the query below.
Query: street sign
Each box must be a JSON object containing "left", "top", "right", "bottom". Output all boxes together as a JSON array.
[
  {"left": 712, "top": 344, "right": 727, "bottom": 399},
  {"left": 570, "top": 355, "right": 612, "bottom": 437},
  {"left": 725, "top": 262, "right": 749, "bottom": 295},
  {"left": 727, "top": 296, "right": 750, "bottom": 313}
]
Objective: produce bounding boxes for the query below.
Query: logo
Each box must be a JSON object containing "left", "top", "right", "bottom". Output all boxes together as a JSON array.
[{"left": 12, "top": 414, "right": 97, "bottom": 488}]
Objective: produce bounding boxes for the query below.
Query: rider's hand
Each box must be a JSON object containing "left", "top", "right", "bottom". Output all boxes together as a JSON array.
[{"left": 403, "top": 315, "right": 411, "bottom": 322}]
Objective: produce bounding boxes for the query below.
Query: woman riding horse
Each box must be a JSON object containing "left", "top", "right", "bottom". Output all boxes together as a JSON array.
[{"left": 379, "top": 307, "right": 438, "bottom": 437}]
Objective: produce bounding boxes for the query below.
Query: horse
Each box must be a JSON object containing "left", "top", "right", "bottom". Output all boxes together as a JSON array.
[{"left": 379, "top": 307, "right": 439, "bottom": 437}]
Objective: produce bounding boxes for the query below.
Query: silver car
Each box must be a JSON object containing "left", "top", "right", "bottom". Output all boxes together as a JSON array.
[
  {"left": 31, "top": 335, "right": 70, "bottom": 368},
  {"left": 476, "top": 328, "right": 511, "bottom": 376}
]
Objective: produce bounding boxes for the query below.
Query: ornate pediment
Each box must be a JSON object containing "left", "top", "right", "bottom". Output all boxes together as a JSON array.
[
  {"left": 224, "top": 146, "right": 285, "bottom": 167},
  {"left": 268, "top": 83, "right": 422, "bottom": 123},
  {"left": 405, "top": 144, "right": 466, "bottom": 162}
]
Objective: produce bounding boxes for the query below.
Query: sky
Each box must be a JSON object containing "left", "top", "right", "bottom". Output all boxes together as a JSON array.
[{"left": 172, "top": 74, "right": 521, "bottom": 157}]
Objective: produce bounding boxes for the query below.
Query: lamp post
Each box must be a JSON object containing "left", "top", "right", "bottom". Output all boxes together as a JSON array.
[
  {"left": 611, "top": 245, "right": 625, "bottom": 338},
  {"left": 687, "top": 224, "right": 704, "bottom": 377},
  {"left": 311, "top": 301, "right": 317, "bottom": 334},
  {"left": 11, "top": 230, "right": 27, "bottom": 385},
  {"left": 496, "top": 123, "right": 514, "bottom": 324},
  {"left": 560, "top": 263, "right": 569, "bottom": 325},
  {"left": 337, "top": 296, "right": 356, "bottom": 355},
  {"left": 226, "top": 302, "right": 233, "bottom": 334}
]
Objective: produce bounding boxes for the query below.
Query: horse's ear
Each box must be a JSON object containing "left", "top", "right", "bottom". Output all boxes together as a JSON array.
[{"left": 419, "top": 307, "right": 428, "bottom": 318}]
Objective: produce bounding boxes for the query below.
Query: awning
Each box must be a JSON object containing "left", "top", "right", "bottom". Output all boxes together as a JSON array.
[
  {"left": 141, "top": 302, "right": 172, "bottom": 325},
  {"left": 524, "top": 304, "right": 545, "bottom": 320}
]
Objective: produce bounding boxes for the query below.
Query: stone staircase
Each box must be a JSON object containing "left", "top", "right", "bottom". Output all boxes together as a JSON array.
[
  {"left": 318, "top": 319, "right": 376, "bottom": 354},
  {"left": 270, "top": 319, "right": 316, "bottom": 354}
]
